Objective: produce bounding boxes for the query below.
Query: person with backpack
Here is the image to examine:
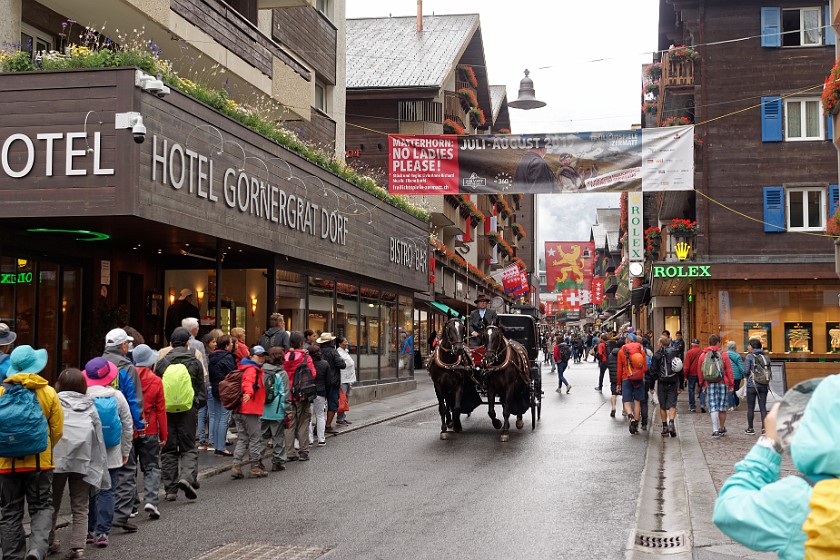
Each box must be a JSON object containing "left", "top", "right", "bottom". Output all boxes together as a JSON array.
[
  {"left": 130, "top": 345, "right": 167, "bottom": 520},
  {"left": 553, "top": 337, "right": 572, "bottom": 394},
  {"left": 259, "top": 346, "right": 290, "bottom": 471},
  {"left": 318, "top": 333, "right": 346, "bottom": 434},
  {"left": 606, "top": 336, "right": 623, "bottom": 417},
  {"left": 230, "top": 346, "right": 268, "bottom": 479},
  {"left": 153, "top": 327, "right": 206, "bottom": 502},
  {"left": 684, "top": 338, "right": 705, "bottom": 413},
  {"left": 259, "top": 313, "right": 290, "bottom": 355},
  {"left": 208, "top": 335, "right": 237, "bottom": 457},
  {"left": 49, "top": 367, "right": 109, "bottom": 559},
  {"left": 283, "top": 332, "right": 317, "bottom": 463},
  {"left": 650, "top": 336, "right": 684, "bottom": 438},
  {"left": 616, "top": 333, "right": 647, "bottom": 434},
  {"left": 0, "top": 322, "right": 17, "bottom": 380},
  {"left": 546, "top": 335, "right": 556, "bottom": 373},
  {"left": 743, "top": 338, "right": 772, "bottom": 435},
  {"left": 0, "top": 345, "right": 63, "bottom": 560},
  {"left": 101, "top": 328, "right": 144, "bottom": 534},
  {"left": 307, "top": 343, "right": 330, "bottom": 447},
  {"left": 83, "top": 357, "right": 134, "bottom": 550},
  {"left": 713, "top": 374, "right": 840, "bottom": 560},
  {"left": 725, "top": 340, "right": 745, "bottom": 411},
  {"left": 595, "top": 333, "right": 610, "bottom": 391},
  {"left": 698, "top": 334, "right": 734, "bottom": 438}
]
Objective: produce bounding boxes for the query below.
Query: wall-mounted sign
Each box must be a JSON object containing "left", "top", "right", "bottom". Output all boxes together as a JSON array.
[
  {"left": 652, "top": 265, "right": 711, "bottom": 278},
  {"left": 388, "top": 237, "right": 427, "bottom": 273},
  {"left": 628, "top": 192, "right": 644, "bottom": 262},
  {"left": 1, "top": 131, "right": 114, "bottom": 178},
  {"left": 0, "top": 272, "right": 33, "bottom": 285},
  {"left": 674, "top": 241, "right": 691, "bottom": 261}
]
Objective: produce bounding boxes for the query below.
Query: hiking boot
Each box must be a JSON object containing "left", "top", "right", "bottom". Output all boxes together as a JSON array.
[
  {"left": 231, "top": 463, "right": 244, "bottom": 479},
  {"left": 94, "top": 534, "right": 109, "bottom": 548},
  {"left": 661, "top": 425, "right": 670, "bottom": 437},
  {"left": 299, "top": 452, "right": 309, "bottom": 461},
  {"left": 712, "top": 431, "right": 721, "bottom": 438},
  {"left": 64, "top": 549, "right": 85, "bottom": 559},
  {"left": 85, "top": 533, "right": 95, "bottom": 545},
  {"left": 144, "top": 503, "right": 160, "bottom": 520},
  {"left": 250, "top": 464, "right": 268, "bottom": 478},
  {"left": 745, "top": 427, "right": 755, "bottom": 434},
  {"left": 113, "top": 521, "right": 138, "bottom": 533},
  {"left": 669, "top": 421, "right": 677, "bottom": 437},
  {"left": 178, "top": 479, "right": 197, "bottom": 500},
  {"left": 271, "top": 462, "right": 286, "bottom": 472},
  {"left": 165, "top": 493, "right": 177, "bottom": 502}
]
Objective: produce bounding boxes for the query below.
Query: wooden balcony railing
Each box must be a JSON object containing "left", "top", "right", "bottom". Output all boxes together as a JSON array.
[
  {"left": 657, "top": 229, "right": 696, "bottom": 262},
  {"left": 660, "top": 52, "right": 694, "bottom": 89},
  {"left": 444, "top": 91, "right": 467, "bottom": 126}
]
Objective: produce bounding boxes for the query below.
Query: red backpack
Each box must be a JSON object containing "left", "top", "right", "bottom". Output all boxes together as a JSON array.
[{"left": 623, "top": 343, "right": 646, "bottom": 381}]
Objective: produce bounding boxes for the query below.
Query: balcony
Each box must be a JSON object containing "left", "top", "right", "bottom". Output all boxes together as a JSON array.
[
  {"left": 398, "top": 100, "right": 443, "bottom": 124},
  {"left": 444, "top": 91, "right": 468, "bottom": 127},
  {"left": 425, "top": 197, "right": 466, "bottom": 234},
  {"left": 655, "top": 52, "right": 695, "bottom": 126},
  {"left": 656, "top": 229, "right": 696, "bottom": 262}
]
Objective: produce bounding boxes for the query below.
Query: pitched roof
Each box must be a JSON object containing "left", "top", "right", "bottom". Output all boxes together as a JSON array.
[
  {"left": 346, "top": 14, "right": 480, "bottom": 89},
  {"left": 591, "top": 223, "right": 607, "bottom": 250},
  {"left": 489, "top": 85, "right": 507, "bottom": 122}
]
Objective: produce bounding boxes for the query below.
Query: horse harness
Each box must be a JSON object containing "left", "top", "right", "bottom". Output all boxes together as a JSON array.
[
  {"left": 432, "top": 341, "right": 473, "bottom": 371},
  {"left": 483, "top": 336, "right": 532, "bottom": 390}
]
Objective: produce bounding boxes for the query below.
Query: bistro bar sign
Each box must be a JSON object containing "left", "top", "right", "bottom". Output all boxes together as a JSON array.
[{"left": 151, "top": 136, "right": 349, "bottom": 246}]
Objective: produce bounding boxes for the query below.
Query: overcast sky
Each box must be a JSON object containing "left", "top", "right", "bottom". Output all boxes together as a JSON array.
[{"left": 347, "top": 0, "right": 661, "bottom": 264}]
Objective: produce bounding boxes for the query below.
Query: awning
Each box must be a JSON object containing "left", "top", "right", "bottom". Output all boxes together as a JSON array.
[
  {"left": 604, "top": 303, "right": 631, "bottom": 324},
  {"left": 428, "top": 301, "right": 465, "bottom": 319}
]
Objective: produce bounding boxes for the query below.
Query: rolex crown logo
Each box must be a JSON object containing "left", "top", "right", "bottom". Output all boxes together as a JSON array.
[{"left": 674, "top": 242, "right": 691, "bottom": 261}]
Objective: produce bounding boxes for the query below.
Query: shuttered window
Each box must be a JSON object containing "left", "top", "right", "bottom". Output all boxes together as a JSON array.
[
  {"left": 763, "top": 186, "right": 785, "bottom": 232},
  {"left": 761, "top": 97, "right": 783, "bottom": 142},
  {"left": 829, "top": 184, "right": 839, "bottom": 220},
  {"left": 785, "top": 98, "right": 824, "bottom": 141},
  {"left": 826, "top": 5, "right": 837, "bottom": 45},
  {"left": 761, "top": 7, "right": 782, "bottom": 47}
]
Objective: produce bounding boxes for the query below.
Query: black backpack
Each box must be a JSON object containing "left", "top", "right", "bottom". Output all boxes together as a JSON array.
[
  {"left": 290, "top": 352, "right": 317, "bottom": 401},
  {"left": 659, "top": 347, "right": 678, "bottom": 380},
  {"left": 560, "top": 345, "right": 571, "bottom": 362},
  {"left": 259, "top": 329, "right": 289, "bottom": 351}
]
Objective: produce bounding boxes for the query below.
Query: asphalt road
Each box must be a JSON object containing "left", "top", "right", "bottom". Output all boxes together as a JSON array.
[{"left": 77, "top": 361, "right": 647, "bottom": 560}]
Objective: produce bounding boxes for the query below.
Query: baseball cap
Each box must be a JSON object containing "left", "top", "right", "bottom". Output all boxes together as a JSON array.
[
  {"left": 179, "top": 289, "right": 193, "bottom": 300},
  {"left": 251, "top": 345, "right": 267, "bottom": 356},
  {"left": 105, "top": 328, "right": 133, "bottom": 348},
  {"left": 691, "top": 338, "right": 700, "bottom": 345},
  {"left": 170, "top": 327, "right": 191, "bottom": 346}
]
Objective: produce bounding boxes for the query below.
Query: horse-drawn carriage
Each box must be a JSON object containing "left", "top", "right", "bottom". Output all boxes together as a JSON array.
[{"left": 429, "top": 313, "right": 543, "bottom": 441}]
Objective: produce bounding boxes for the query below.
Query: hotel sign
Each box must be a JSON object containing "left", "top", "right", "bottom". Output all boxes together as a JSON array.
[{"left": 653, "top": 265, "right": 711, "bottom": 278}]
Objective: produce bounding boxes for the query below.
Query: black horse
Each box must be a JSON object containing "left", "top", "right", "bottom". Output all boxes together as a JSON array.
[
  {"left": 482, "top": 324, "right": 532, "bottom": 442},
  {"left": 428, "top": 317, "right": 475, "bottom": 439}
]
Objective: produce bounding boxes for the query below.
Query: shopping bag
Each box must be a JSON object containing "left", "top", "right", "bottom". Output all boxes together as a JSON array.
[{"left": 338, "top": 389, "right": 350, "bottom": 413}]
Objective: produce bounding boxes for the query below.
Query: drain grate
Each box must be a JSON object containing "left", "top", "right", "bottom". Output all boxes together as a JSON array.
[
  {"left": 634, "top": 530, "right": 689, "bottom": 554},
  {"left": 192, "top": 542, "right": 331, "bottom": 560}
]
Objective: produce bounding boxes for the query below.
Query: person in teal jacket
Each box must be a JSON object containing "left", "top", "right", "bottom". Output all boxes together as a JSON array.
[
  {"left": 713, "top": 374, "right": 840, "bottom": 560},
  {"left": 725, "top": 340, "right": 744, "bottom": 409}
]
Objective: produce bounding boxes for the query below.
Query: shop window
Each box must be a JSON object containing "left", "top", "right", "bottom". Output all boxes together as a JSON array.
[
  {"left": 335, "top": 281, "right": 358, "bottom": 350},
  {"left": 398, "top": 295, "right": 414, "bottom": 377},
  {"left": 275, "top": 269, "right": 305, "bottom": 333},
  {"left": 308, "top": 276, "right": 334, "bottom": 334},
  {"left": 381, "top": 291, "right": 397, "bottom": 380},
  {"left": 358, "top": 287, "right": 381, "bottom": 382}
]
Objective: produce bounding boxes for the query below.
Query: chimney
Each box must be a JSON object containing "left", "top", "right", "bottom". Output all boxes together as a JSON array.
[{"left": 417, "top": 0, "right": 423, "bottom": 32}]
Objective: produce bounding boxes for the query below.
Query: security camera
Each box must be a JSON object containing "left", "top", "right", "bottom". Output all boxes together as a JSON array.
[
  {"left": 135, "top": 70, "right": 170, "bottom": 97},
  {"left": 131, "top": 115, "right": 146, "bottom": 144},
  {"left": 155, "top": 85, "right": 171, "bottom": 98}
]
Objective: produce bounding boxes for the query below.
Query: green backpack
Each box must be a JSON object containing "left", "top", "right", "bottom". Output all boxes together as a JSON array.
[
  {"left": 701, "top": 349, "right": 723, "bottom": 383},
  {"left": 162, "top": 363, "right": 195, "bottom": 413}
]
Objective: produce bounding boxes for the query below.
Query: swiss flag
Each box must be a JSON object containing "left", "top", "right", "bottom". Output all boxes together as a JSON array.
[{"left": 561, "top": 289, "right": 583, "bottom": 310}]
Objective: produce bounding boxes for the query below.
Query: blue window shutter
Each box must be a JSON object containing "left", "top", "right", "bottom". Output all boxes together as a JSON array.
[
  {"left": 761, "top": 97, "right": 783, "bottom": 142},
  {"left": 826, "top": 6, "right": 837, "bottom": 46},
  {"left": 761, "top": 7, "right": 782, "bottom": 47},
  {"left": 828, "top": 112, "right": 834, "bottom": 141},
  {"left": 830, "top": 184, "right": 839, "bottom": 218},
  {"left": 763, "top": 186, "right": 785, "bottom": 232}
]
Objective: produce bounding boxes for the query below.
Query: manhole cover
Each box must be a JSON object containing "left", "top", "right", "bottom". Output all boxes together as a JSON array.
[
  {"left": 192, "top": 542, "right": 331, "bottom": 560},
  {"left": 634, "top": 530, "right": 689, "bottom": 554}
]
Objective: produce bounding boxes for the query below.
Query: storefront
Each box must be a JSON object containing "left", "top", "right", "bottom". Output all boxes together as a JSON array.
[{"left": 0, "top": 68, "right": 430, "bottom": 385}]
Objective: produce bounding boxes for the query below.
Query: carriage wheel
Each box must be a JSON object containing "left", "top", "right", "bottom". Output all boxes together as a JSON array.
[
  {"left": 537, "top": 400, "right": 542, "bottom": 421},
  {"left": 531, "top": 401, "right": 537, "bottom": 430}
]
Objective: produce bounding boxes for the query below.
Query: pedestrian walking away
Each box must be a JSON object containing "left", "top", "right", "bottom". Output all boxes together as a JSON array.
[
  {"left": 606, "top": 336, "right": 623, "bottom": 417},
  {"left": 650, "top": 336, "right": 683, "bottom": 438},
  {"left": 307, "top": 344, "right": 330, "bottom": 448},
  {"left": 726, "top": 340, "right": 745, "bottom": 410},
  {"left": 208, "top": 335, "right": 237, "bottom": 456},
  {"left": 283, "top": 332, "right": 316, "bottom": 463},
  {"left": 684, "top": 338, "right": 705, "bottom": 412},
  {"left": 260, "top": 347, "right": 290, "bottom": 471},
  {"left": 231, "top": 346, "right": 268, "bottom": 479},
  {"left": 743, "top": 338, "right": 772, "bottom": 435},
  {"left": 698, "top": 335, "right": 734, "bottom": 437},
  {"left": 617, "top": 333, "right": 647, "bottom": 434},
  {"left": 0, "top": 345, "right": 64, "bottom": 560},
  {"left": 553, "top": 337, "right": 572, "bottom": 393}
]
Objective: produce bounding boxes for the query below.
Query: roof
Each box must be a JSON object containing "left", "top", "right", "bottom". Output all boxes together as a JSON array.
[
  {"left": 346, "top": 14, "right": 480, "bottom": 89},
  {"left": 489, "top": 85, "right": 507, "bottom": 122},
  {"left": 596, "top": 208, "right": 621, "bottom": 253},
  {"left": 591, "top": 223, "right": 607, "bottom": 250}
]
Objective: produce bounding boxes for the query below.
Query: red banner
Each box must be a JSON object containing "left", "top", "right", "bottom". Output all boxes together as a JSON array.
[
  {"left": 591, "top": 277, "right": 605, "bottom": 305},
  {"left": 545, "top": 241, "right": 594, "bottom": 293},
  {"left": 544, "top": 301, "right": 555, "bottom": 316},
  {"left": 501, "top": 264, "right": 522, "bottom": 294}
]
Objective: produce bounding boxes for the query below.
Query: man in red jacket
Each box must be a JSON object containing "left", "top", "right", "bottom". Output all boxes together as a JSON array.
[
  {"left": 698, "top": 334, "right": 734, "bottom": 437},
  {"left": 231, "top": 346, "right": 267, "bottom": 479},
  {"left": 283, "top": 332, "right": 317, "bottom": 463},
  {"left": 684, "top": 338, "right": 705, "bottom": 413},
  {"left": 131, "top": 344, "right": 167, "bottom": 520}
]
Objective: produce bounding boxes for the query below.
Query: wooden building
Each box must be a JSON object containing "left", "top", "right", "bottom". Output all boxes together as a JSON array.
[{"left": 643, "top": 0, "right": 840, "bottom": 385}]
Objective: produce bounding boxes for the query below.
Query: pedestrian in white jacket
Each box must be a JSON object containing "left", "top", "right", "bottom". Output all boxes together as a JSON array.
[
  {"left": 49, "top": 368, "right": 110, "bottom": 559},
  {"left": 336, "top": 337, "right": 356, "bottom": 425},
  {"left": 83, "top": 357, "right": 134, "bottom": 548}
]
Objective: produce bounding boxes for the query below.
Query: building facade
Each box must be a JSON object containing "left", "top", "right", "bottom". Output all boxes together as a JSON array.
[{"left": 642, "top": 0, "right": 840, "bottom": 386}]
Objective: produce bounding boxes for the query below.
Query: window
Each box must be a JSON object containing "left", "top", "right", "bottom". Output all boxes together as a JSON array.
[
  {"left": 787, "top": 187, "right": 825, "bottom": 231},
  {"left": 314, "top": 81, "right": 328, "bottom": 113},
  {"left": 785, "top": 98, "right": 823, "bottom": 141},
  {"left": 316, "top": 0, "right": 331, "bottom": 20},
  {"left": 782, "top": 7, "right": 822, "bottom": 47},
  {"left": 20, "top": 24, "right": 53, "bottom": 62}
]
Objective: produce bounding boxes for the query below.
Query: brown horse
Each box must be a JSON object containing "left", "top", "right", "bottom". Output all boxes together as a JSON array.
[
  {"left": 482, "top": 324, "right": 532, "bottom": 442},
  {"left": 428, "top": 317, "right": 473, "bottom": 440}
]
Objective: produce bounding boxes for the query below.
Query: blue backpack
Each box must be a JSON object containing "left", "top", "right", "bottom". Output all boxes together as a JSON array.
[
  {"left": 0, "top": 382, "right": 49, "bottom": 459},
  {"left": 93, "top": 395, "right": 122, "bottom": 448},
  {"left": 0, "top": 354, "right": 10, "bottom": 380}
]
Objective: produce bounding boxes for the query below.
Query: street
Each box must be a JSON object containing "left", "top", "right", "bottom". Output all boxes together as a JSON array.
[{"left": 76, "top": 360, "right": 647, "bottom": 560}]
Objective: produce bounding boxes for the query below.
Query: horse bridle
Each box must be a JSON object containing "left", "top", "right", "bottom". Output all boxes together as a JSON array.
[
  {"left": 434, "top": 319, "right": 471, "bottom": 370},
  {"left": 483, "top": 326, "right": 513, "bottom": 371}
]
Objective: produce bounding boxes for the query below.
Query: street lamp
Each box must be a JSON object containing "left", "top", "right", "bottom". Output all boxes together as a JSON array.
[{"left": 508, "top": 69, "right": 546, "bottom": 110}]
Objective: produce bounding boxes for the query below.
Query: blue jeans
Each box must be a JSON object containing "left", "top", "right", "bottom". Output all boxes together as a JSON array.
[
  {"left": 557, "top": 361, "right": 570, "bottom": 388},
  {"left": 687, "top": 376, "right": 705, "bottom": 410},
  {"left": 197, "top": 393, "right": 210, "bottom": 444},
  {"left": 207, "top": 391, "right": 230, "bottom": 451},
  {"left": 88, "top": 468, "right": 119, "bottom": 535}
]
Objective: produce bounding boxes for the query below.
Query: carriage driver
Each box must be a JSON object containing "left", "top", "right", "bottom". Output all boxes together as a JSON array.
[{"left": 469, "top": 294, "right": 498, "bottom": 347}]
